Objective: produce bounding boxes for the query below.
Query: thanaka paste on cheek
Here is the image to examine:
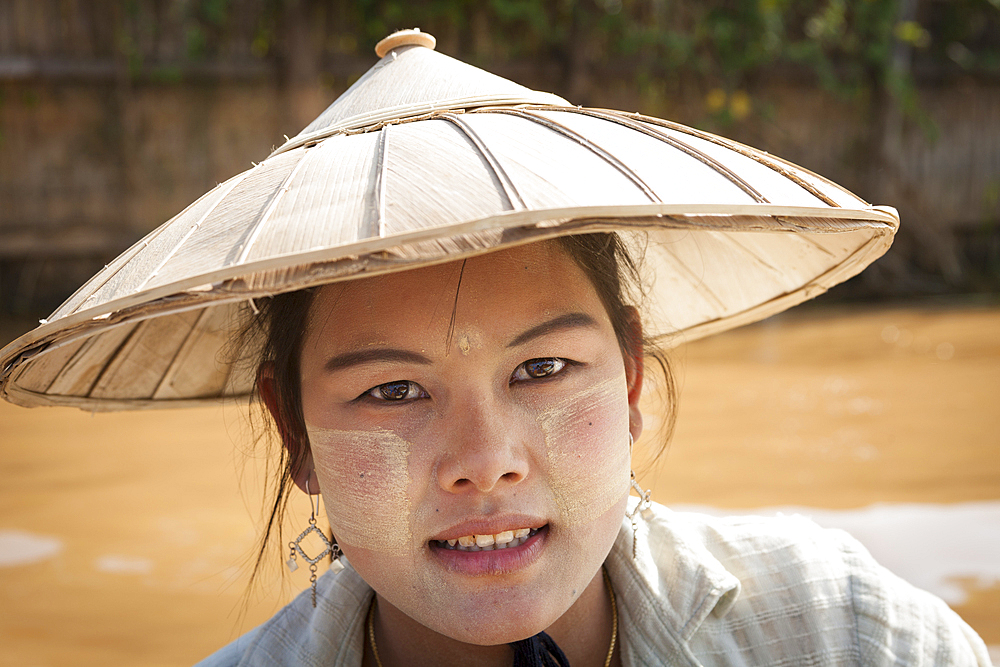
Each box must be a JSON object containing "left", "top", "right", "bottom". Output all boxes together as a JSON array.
[
  {"left": 307, "top": 426, "right": 411, "bottom": 551},
  {"left": 537, "top": 375, "right": 631, "bottom": 527}
]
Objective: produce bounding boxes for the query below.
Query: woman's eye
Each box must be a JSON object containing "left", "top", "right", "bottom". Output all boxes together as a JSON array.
[
  {"left": 511, "top": 358, "right": 567, "bottom": 383},
  {"left": 366, "top": 381, "right": 427, "bottom": 401}
]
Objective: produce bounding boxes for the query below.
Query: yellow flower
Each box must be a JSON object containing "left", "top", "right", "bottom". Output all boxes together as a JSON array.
[
  {"left": 706, "top": 88, "right": 727, "bottom": 113},
  {"left": 730, "top": 91, "right": 752, "bottom": 120},
  {"left": 895, "top": 21, "right": 931, "bottom": 48}
]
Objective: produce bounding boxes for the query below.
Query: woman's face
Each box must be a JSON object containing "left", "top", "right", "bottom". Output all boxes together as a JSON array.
[{"left": 296, "top": 241, "right": 643, "bottom": 645}]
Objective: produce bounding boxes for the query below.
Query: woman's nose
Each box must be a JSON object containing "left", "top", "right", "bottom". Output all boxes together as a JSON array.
[{"left": 436, "top": 399, "right": 531, "bottom": 494}]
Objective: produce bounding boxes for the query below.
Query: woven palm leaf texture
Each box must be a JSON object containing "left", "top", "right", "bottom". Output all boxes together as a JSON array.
[{"left": 0, "top": 29, "right": 898, "bottom": 411}]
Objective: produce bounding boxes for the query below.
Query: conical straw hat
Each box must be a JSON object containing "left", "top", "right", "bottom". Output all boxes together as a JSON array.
[{"left": 0, "top": 29, "right": 897, "bottom": 411}]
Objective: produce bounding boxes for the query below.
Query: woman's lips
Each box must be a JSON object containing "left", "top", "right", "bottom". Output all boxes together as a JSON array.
[{"left": 429, "top": 525, "right": 548, "bottom": 575}]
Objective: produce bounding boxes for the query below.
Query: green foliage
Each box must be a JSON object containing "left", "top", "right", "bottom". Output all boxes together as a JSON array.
[
  {"left": 334, "top": 0, "right": 997, "bottom": 128},
  {"left": 108, "top": 0, "right": 1000, "bottom": 119}
]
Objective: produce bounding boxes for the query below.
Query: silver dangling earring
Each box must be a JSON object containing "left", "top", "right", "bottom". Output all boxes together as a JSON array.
[
  {"left": 287, "top": 476, "right": 342, "bottom": 608},
  {"left": 625, "top": 433, "right": 652, "bottom": 560}
]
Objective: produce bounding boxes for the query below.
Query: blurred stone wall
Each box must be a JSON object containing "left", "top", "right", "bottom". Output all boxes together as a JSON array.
[{"left": 1, "top": 0, "right": 998, "bottom": 316}]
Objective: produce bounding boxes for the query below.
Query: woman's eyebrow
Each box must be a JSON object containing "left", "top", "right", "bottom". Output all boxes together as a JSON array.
[
  {"left": 507, "top": 312, "right": 599, "bottom": 348},
  {"left": 324, "top": 348, "right": 432, "bottom": 373}
]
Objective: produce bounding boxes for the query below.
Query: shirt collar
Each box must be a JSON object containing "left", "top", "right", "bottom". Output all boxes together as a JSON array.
[
  {"left": 606, "top": 500, "right": 741, "bottom": 661},
  {"left": 238, "top": 557, "right": 371, "bottom": 667}
]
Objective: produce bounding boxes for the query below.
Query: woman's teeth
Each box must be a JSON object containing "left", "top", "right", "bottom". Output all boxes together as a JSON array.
[{"left": 434, "top": 527, "right": 538, "bottom": 552}]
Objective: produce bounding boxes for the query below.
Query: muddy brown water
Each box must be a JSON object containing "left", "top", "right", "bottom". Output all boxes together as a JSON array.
[{"left": 1, "top": 304, "right": 998, "bottom": 665}]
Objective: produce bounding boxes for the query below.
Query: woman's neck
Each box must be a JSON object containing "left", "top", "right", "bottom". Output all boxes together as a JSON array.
[{"left": 364, "top": 568, "right": 619, "bottom": 667}]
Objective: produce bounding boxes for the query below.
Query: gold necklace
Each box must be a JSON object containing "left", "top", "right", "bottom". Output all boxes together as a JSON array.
[{"left": 367, "top": 567, "right": 618, "bottom": 667}]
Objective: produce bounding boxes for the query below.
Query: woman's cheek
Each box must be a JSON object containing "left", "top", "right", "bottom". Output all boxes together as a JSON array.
[
  {"left": 308, "top": 426, "right": 412, "bottom": 551},
  {"left": 536, "top": 375, "right": 632, "bottom": 527}
]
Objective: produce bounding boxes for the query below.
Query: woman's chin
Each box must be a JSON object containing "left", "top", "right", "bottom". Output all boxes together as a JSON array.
[{"left": 414, "top": 598, "right": 561, "bottom": 647}]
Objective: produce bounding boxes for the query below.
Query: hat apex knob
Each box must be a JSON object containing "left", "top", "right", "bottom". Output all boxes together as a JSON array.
[{"left": 375, "top": 29, "right": 437, "bottom": 58}]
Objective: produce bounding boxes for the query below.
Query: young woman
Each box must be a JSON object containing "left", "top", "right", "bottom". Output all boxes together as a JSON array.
[
  {"left": 0, "top": 30, "right": 988, "bottom": 666},
  {"left": 249, "top": 237, "right": 643, "bottom": 666}
]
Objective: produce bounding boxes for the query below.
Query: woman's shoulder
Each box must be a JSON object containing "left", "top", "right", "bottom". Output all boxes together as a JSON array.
[
  {"left": 647, "top": 503, "right": 885, "bottom": 584},
  {"left": 616, "top": 503, "right": 990, "bottom": 666},
  {"left": 192, "top": 560, "right": 372, "bottom": 667}
]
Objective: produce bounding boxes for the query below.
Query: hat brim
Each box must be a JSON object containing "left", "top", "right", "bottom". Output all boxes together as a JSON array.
[{"left": 1, "top": 200, "right": 895, "bottom": 411}]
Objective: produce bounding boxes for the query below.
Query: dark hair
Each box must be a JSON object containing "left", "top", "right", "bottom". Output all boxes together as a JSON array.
[{"left": 235, "top": 232, "right": 676, "bottom": 586}]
